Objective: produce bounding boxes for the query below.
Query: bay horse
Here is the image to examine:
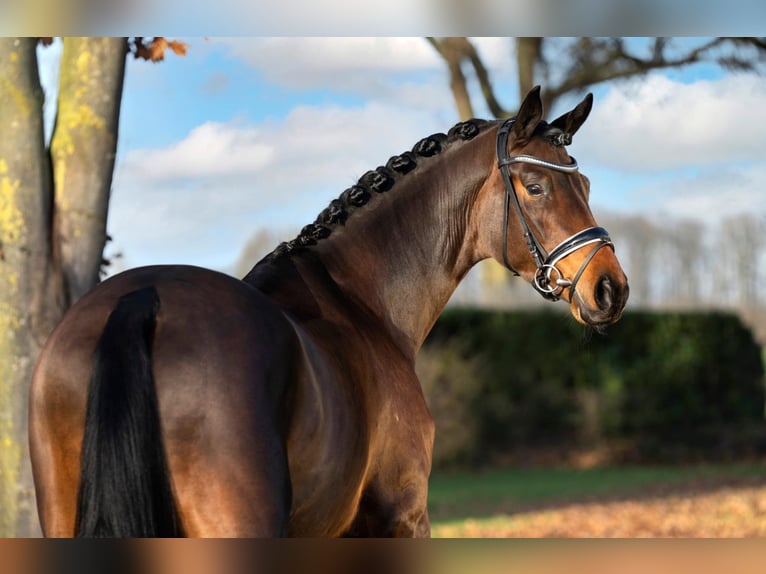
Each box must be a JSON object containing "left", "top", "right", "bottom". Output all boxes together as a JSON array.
[{"left": 29, "top": 86, "right": 628, "bottom": 537}]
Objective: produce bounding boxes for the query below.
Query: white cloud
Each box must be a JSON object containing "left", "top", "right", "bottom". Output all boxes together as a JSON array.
[
  {"left": 579, "top": 73, "right": 766, "bottom": 172},
  {"left": 120, "top": 121, "right": 276, "bottom": 183},
  {"left": 652, "top": 163, "right": 766, "bottom": 224},
  {"left": 206, "top": 37, "right": 457, "bottom": 115},
  {"left": 471, "top": 37, "right": 517, "bottom": 77},
  {"left": 215, "top": 38, "right": 442, "bottom": 89},
  {"left": 117, "top": 100, "right": 445, "bottom": 189}
]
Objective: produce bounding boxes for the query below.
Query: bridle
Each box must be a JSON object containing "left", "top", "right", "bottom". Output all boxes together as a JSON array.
[{"left": 496, "top": 118, "right": 614, "bottom": 301}]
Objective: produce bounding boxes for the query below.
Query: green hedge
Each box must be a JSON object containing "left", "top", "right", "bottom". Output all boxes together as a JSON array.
[{"left": 418, "top": 309, "right": 766, "bottom": 467}]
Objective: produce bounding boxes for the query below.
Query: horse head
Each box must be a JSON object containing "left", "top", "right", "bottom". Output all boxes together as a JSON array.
[{"left": 477, "top": 86, "right": 629, "bottom": 326}]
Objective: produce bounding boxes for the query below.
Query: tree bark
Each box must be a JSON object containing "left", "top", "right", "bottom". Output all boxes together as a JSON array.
[
  {"left": 0, "top": 37, "right": 54, "bottom": 537},
  {"left": 0, "top": 37, "right": 127, "bottom": 537},
  {"left": 51, "top": 37, "right": 127, "bottom": 302},
  {"left": 515, "top": 38, "right": 542, "bottom": 104}
]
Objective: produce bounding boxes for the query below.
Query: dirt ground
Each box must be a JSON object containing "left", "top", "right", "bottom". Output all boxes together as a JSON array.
[{"left": 433, "top": 480, "right": 766, "bottom": 537}]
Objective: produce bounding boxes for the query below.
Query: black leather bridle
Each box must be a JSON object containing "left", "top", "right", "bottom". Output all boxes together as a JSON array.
[{"left": 496, "top": 118, "right": 614, "bottom": 301}]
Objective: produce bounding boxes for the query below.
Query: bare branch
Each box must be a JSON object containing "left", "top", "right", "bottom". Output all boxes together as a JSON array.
[
  {"left": 545, "top": 37, "right": 744, "bottom": 105},
  {"left": 426, "top": 38, "right": 475, "bottom": 120},
  {"left": 464, "top": 39, "right": 510, "bottom": 118},
  {"left": 431, "top": 37, "right": 766, "bottom": 120},
  {"left": 428, "top": 37, "right": 511, "bottom": 119}
]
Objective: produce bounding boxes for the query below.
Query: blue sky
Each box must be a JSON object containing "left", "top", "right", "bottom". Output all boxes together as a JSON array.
[{"left": 37, "top": 38, "right": 766, "bottom": 275}]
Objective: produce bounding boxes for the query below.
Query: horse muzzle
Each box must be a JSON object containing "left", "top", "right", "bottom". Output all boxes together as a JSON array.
[{"left": 572, "top": 271, "right": 630, "bottom": 327}]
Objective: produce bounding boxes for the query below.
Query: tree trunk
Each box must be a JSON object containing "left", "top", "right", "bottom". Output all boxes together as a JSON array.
[
  {"left": 0, "top": 37, "right": 55, "bottom": 537},
  {"left": 51, "top": 37, "right": 128, "bottom": 302},
  {"left": 0, "top": 37, "right": 127, "bottom": 537},
  {"left": 428, "top": 38, "right": 475, "bottom": 121},
  {"left": 516, "top": 38, "right": 542, "bottom": 105}
]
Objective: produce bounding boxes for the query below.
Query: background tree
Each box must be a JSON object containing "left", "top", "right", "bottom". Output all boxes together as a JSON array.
[
  {"left": 0, "top": 36, "right": 184, "bottom": 537},
  {"left": 719, "top": 214, "right": 765, "bottom": 310},
  {"left": 427, "top": 37, "right": 766, "bottom": 120},
  {"left": 606, "top": 214, "right": 657, "bottom": 308}
]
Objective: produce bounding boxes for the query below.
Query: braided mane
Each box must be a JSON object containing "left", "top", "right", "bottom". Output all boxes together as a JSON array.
[{"left": 266, "top": 118, "right": 492, "bottom": 260}]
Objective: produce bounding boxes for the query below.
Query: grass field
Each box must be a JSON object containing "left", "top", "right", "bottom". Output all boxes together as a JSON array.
[{"left": 428, "top": 463, "right": 766, "bottom": 537}]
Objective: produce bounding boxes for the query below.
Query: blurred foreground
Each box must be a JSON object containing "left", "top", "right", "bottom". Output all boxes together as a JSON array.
[
  {"left": 4, "top": 536, "right": 766, "bottom": 574},
  {"left": 429, "top": 463, "right": 766, "bottom": 537},
  {"left": 434, "top": 480, "right": 766, "bottom": 537}
]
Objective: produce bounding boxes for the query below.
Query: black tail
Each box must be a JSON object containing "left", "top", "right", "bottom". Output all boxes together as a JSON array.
[{"left": 75, "top": 286, "right": 181, "bottom": 537}]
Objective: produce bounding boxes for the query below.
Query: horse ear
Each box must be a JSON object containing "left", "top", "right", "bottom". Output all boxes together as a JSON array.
[
  {"left": 550, "top": 92, "right": 593, "bottom": 137},
  {"left": 512, "top": 85, "right": 544, "bottom": 142}
]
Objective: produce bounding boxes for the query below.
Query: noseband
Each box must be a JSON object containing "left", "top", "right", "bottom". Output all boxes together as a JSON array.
[{"left": 496, "top": 118, "right": 614, "bottom": 301}]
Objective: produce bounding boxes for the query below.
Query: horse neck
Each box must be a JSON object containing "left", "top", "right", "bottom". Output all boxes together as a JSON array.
[{"left": 303, "top": 130, "right": 496, "bottom": 357}]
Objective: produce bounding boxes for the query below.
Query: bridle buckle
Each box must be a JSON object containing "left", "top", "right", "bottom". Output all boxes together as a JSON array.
[{"left": 534, "top": 265, "right": 568, "bottom": 300}]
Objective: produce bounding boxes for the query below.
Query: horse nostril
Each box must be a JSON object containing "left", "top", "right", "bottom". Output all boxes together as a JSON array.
[{"left": 595, "top": 276, "right": 613, "bottom": 311}]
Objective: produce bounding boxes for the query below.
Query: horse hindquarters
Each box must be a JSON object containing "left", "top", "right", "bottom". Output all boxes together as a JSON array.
[
  {"left": 31, "top": 265, "right": 296, "bottom": 537},
  {"left": 75, "top": 286, "right": 181, "bottom": 537}
]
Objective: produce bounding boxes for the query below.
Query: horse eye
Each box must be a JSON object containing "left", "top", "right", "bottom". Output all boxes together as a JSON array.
[{"left": 526, "top": 184, "right": 544, "bottom": 197}]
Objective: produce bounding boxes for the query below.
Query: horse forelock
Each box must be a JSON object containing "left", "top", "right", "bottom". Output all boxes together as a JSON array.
[{"left": 267, "top": 118, "right": 493, "bottom": 260}]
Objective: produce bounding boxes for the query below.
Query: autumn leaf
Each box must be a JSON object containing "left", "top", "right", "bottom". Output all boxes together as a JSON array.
[
  {"left": 131, "top": 37, "right": 187, "bottom": 62},
  {"left": 167, "top": 40, "right": 188, "bottom": 57}
]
